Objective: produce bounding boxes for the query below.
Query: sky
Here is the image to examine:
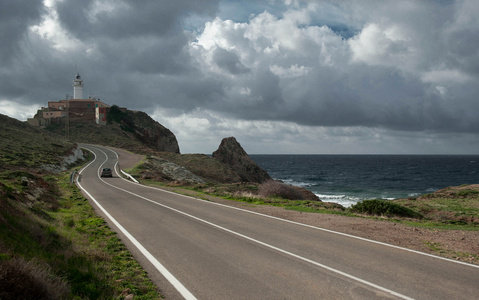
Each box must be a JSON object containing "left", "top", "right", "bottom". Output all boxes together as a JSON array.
[{"left": 1, "top": 0, "right": 479, "bottom": 154}]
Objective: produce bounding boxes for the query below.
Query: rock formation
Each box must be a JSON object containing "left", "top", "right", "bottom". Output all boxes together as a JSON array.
[
  {"left": 212, "top": 137, "right": 272, "bottom": 183},
  {"left": 125, "top": 110, "right": 180, "bottom": 153},
  {"left": 107, "top": 106, "right": 180, "bottom": 153}
]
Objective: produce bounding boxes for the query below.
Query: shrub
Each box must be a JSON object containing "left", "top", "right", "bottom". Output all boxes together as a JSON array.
[
  {"left": 0, "top": 258, "right": 69, "bottom": 300},
  {"left": 455, "top": 189, "right": 479, "bottom": 197},
  {"left": 259, "top": 180, "right": 305, "bottom": 200},
  {"left": 350, "top": 199, "right": 423, "bottom": 219}
]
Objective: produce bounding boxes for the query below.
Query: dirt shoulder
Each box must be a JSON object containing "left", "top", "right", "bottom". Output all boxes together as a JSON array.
[{"left": 117, "top": 150, "right": 479, "bottom": 265}]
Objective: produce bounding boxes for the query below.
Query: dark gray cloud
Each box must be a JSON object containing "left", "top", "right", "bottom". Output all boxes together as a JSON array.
[
  {"left": 0, "top": 0, "right": 44, "bottom": 64},
  {"left": 1, "top": 0, "right": 479, "bottom": 154},
  {"left": 189, "top": 0, "right": 479, "bottom": 137},
  {"left": 55, "top": 0, "right": 220, "bottom": 39},
  {"left": 213, "top": 47, "right": 249, "bottom": 74}
]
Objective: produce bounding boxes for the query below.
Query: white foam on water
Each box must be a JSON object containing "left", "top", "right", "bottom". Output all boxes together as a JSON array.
[
  {"left": 315, "top": 194, "right": 362, "bottom": 208},
  {"left": 280, "top": 178, "right": 311, "bottom": 188}
]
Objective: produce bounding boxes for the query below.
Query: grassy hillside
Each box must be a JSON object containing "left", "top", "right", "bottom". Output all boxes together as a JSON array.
[
  {"left": 45, "top": 105, "right": 179, "bottom": 154},
  {"left": 45, "top": 121, "right": 154, "bottom": 154},
  {"left": 0, "top": 114, "right": 75, "bottom": 170},
  {"left": 0, "top": 114, "right": 161, "bottom": 299},
  {"left": 393, "top": 185, "right": 479, "bottom": 228}
]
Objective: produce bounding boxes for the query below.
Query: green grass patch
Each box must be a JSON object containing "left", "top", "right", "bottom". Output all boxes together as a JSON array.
[
  {"left": 350, "top": 199, "right": 424, "bottom": 219},
  {"left": 135, "top": 175, "right": 479, "bottom": 232},
  {"left": 0, "top": 171, "right": 161, "bottom": 299}
]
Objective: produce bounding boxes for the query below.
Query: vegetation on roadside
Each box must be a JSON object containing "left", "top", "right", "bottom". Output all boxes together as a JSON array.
[
  {"left": 350, "top": 199, "right": 424, "bottom": 219},
  {"left": 392, "top": 185, "right": 479, "bottom": 229},
  {"left": 135, "top": 171, "right": 479, "bottom": 231},
  {"left": 258, "top": 180, "right": 306, "bottom": 200},
  {"left": 0, "top": 113, "right": 162, "bottom": 299},
  {"left": 3, "top": 108, "right": 479, "bottom": 298},
  {"left": 0, "top": 169, "right": 161, "bottom": 299}
]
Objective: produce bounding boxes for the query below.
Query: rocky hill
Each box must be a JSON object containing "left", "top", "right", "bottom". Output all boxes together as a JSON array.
[
  {"left": 136, "top": 137, "right": 272, "bottom": 185},
  {"left": 44, "top": 105, "right": 180, "bottom": 154},
  {"left": 212, "top": 137, "right": 271, "bottom": 183},
  {"left": 106, "top": 106, "right": 179, "bottom": 153},
  {"left": 38, "top": 106, "right": 271, "bottom": 185}
]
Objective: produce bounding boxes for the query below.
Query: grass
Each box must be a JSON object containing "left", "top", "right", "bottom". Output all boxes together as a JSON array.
[
  {"left": 393, "top": 187, "right": 479, "bottom": 229},
  {"left": 0, "top": 114, "right": 75, "bottom": 169},
  {"left": 350, "top": 199, "right": 424, "bottom": 219},
  {"left": 135, "top": 176, "right": 479, "bottom": 231},
  {"left": 0, "top": 170, "right": 161, "bottom": 299},
  {"left": 424, "top": 241, "right": 479, "bottom": 261}
]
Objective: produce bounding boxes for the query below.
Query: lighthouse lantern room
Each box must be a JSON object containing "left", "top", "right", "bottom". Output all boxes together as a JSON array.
[{"left": 73, "top": 73, "right": 84, "bottom": 99}]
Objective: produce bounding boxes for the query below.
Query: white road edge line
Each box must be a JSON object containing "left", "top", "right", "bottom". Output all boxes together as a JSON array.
[
  {"left": 77, "top": 147, "right": 197, "bottom": 300},
  {"left": 102, "top": 144, "right": 479, "bottom": 270},
  {"left": 90, "top": 146, "right": 414, "bottom": 300}
]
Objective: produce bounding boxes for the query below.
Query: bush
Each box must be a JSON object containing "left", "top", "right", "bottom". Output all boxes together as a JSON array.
[
  {"left": 350, "top": 199, "right": 423, "bottom": 219},
  {"left": 455, "top": 189, "right": 479, "bottom": 197},
  {"left": 259, "top": 180, "right": 305, "bottom": 200},
  {"left": 0, "top": 258, "right": 69, "bottom": 300}
]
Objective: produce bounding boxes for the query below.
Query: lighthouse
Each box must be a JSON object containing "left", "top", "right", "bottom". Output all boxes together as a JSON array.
[{"left": 73, "top": 73, "right": 84, "bottom": 99}]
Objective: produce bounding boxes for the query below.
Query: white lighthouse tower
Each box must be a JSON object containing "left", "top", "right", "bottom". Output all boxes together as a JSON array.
[{"left": 72, "top": 73, "right": 84, "bottom": 99}]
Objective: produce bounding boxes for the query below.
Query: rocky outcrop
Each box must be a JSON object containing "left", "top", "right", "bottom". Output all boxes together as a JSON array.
[
  {"left": 125, "top": 110, "right": 180, "bottom": 154},
  {"left": 212, "top": 137, "right": 272, "bottom": 183},
  {"left": 41, "top": 145, "right": 84, "bottom": 173},
  {"left": 106, "top": 106, "right": 180, "bottom": 154},
  {"left": 141, "top": 156, "right": 206, "bottom": 184}
]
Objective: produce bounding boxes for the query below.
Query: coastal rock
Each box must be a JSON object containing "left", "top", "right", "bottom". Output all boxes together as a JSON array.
[
  {"left": 212, "top": 137, "right": 272, "bottom": 183},
  {"left": 116, "top": 109, "right": 180, "bottom": 154},
  {"left": 142, "top": 156, "right": 206, "bottom": 184}
]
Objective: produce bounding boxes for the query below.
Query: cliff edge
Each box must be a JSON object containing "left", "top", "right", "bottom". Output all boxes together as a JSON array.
[{"left": 107, "top": 106, "right": 180, "bottom": 153}]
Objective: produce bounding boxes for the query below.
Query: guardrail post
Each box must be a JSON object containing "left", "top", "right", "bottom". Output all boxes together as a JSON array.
[{"left": 70, "top": 171, "right": 77, "bottom": 184}]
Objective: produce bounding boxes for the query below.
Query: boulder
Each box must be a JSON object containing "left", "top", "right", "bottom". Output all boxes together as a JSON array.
[{"left": 212, "top": 137, "right": 271, "bottom": 183}]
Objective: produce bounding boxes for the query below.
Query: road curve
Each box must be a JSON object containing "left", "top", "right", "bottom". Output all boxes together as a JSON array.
[{"left": 77, "top": 144, "right": 479, "bottom": 300}]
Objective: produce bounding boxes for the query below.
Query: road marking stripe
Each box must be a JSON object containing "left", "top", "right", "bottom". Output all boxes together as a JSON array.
[
  {"left": 109, "top": 156, "right": 479, "bottom": 270},
  {"left": 88, "top": 147, "right": 414, "bottom": 300},
  {"left": 78, "top": 147, "right": 197, "bottom": 300}
]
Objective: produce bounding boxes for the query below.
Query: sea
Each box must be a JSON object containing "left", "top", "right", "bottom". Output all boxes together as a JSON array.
[{"left": 250, "top": 155, "right": 479, "bottom": 207}]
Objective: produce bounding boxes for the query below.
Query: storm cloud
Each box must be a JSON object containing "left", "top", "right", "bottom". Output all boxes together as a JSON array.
[{"left": 1, "top": 0, "right": 479, "bottom": 154}]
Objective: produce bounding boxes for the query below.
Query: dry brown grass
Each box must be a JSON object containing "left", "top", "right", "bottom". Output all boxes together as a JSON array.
[
  {"left": 0, "top": 257, "right": 69, "bottom": 300},
  {"left": 259, "top": 180, "right": 306, "bottom": 200}
]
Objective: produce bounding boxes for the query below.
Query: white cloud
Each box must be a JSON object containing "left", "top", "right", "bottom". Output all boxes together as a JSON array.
[
  {"left": 30, "top": 3, "right": 87, "bottom": 52},
  {"left": 270, "top": 64, "right": 310, "bottom": 78},
  {"left": 349, "top": 23, "right": 415, "bottom": 68},
  {"left": 2, "top": 0, "right": 479, "bottom": 154},
  {"left": 0, "top": 100, "right": 40, "bottom": 121},
  {"left": 151, "top": 105, "right": 479, "bottom": 154}
]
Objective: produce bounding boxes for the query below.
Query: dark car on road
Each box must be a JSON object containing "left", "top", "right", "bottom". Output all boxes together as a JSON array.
[{"left": 100, "top": 168, "right": 113, "bottom": 177}]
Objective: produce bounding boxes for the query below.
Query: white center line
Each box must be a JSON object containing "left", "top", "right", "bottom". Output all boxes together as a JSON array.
[
  {"left": 86, "top": 145, "right": 415, "bottom": 300},
  {"left": 78, "top": 147, "right": 197, "bottom": 300}
]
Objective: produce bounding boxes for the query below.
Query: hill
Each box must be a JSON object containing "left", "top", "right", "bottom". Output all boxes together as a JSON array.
[
  {"left": 43, "top": 107, "right": 273, "bottom": 185},
  {"left": 44, "top": 105, "right": 180, "bottom": 154},
  {"left": 0, "top": 113, "right": 161, "bottom": 299},
  {"left": 0, "top": 113, "right": 79, "bottom": 171}
]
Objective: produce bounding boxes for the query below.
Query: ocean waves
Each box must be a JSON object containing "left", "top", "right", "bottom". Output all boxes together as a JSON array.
[{"left": 251, "top": 154, "right": 479, "bottom": 207}]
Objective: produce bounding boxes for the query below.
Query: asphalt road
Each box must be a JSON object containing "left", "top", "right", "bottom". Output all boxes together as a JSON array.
[{"left": 77, "top": 144, "right": 479, "bottom": 300}]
